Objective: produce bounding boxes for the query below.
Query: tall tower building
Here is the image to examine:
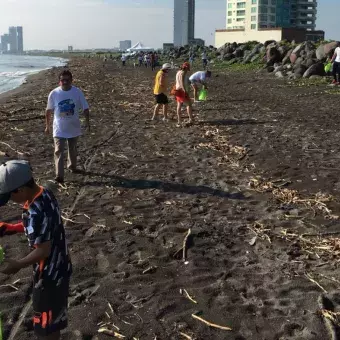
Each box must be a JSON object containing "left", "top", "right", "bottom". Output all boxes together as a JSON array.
[
  {"left": 226, "top": 0, "right": 317, "bottom": 32},
  {"left": 16, "top": 27, "right": 23, "bottom": 53},
  {"left": 9, "top": 26, "right": 18, "bottom": 53},
  {"left": 174, "top": 0, "right": 195, "bottom": 47}
]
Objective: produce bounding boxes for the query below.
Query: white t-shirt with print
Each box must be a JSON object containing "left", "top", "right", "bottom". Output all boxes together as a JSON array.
[
  {"left": 47, "top": 86, "right": 89, "bottom": 139},
  {"left": 335, "top": 47, "right": 340, "bottom": 63},
  {"left": 189, "top": 71, "right": 207, "bottom": 83}
]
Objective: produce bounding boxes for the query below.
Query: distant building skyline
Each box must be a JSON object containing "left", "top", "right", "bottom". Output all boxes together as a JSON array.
[
  {"left": 119, "top": 40, "right": 132, "bottom": 51},
  {"left": 174, "top": 0, "right": 195, "bottom": 46},
  {"left": 0, "top": 26, "right": 24, "bottom": 53}
]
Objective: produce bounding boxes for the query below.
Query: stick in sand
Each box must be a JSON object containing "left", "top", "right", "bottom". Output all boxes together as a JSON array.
[
  {"left": 183, "top": 228, "right": 192, "bottom": 263},
  {"left": 191, "top": 313, "right": 232, "bottom": 331}
]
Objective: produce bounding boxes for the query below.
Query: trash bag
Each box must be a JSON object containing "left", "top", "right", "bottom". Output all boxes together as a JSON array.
[
  {"left": 199, "top": 88, "right": 208, "bottom": 101},
  {"left": 325, "top": 62, "right": 332, "bottom": 73}
]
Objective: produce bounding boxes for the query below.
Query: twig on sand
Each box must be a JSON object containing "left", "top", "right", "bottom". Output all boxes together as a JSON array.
[
  {"left": 179, "top": 332, "right": 194, "bottom": 339},
  {"left": 180, "top": 288, "right": 198, "bottom": 304},
  {"left": 98, "top": 328, "right": 126, "bottom": 338},
  {"left": 191, "top": 313, "right": 232, "bottom": 331},
  {"left": 183, "top": 228, "right": 192, "bottom": 263},
  {"left": 305, "top": 272, "right": 327, "bottom": 293},
  {"left": 0, "top": 141, "right": 29, "bottom": 156},
  {"left": 61, "top": 215, "right": 82, "bottom": 224},
  {"left": 0, "top": 284, "right": 19, "bottom": 291}
]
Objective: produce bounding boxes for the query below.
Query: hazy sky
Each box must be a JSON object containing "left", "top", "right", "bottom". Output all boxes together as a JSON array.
[{"left": 0, "top": 0, "right": 338, "bottom": 50}]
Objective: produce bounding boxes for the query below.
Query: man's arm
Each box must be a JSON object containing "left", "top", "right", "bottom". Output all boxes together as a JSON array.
[
  {"left": 1, "top": 241, "right": 51, "bottom": 275},
  {"left": 45, "top": 109, "right": 53, "bottom": 134},
  {"left": 83, "top": 109, "right": 90, "bottom": 131}
]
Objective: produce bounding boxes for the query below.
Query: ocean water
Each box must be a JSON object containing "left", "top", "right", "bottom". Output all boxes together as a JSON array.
[{"left": 0, "top": 54, "right": 67, "bottom": 95}]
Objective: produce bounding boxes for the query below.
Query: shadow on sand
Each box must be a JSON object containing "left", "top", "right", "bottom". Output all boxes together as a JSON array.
[{"left": 83, "top": 172, "right": 246, "bottom": 200}]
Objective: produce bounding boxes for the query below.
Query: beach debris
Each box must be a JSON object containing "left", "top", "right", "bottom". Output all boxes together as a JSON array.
[
  {"left": 183, "top": 228, "right": 192, "bottom": 264},
  {"left": 179, "top": 332, "right": 194, "bottom": 339},
  {"left": 142, "top": 266, "right": 157, "bottom": 274},
  {"left": 0, "top": 279, "right": 21, "bottom": 291},
  {"left": 305, "top": 272, "right": 327, "bottom": 293},
  {"left": 98, "top": 328, "right": 126, "bottom": 338},
  {"left": 248, "top": 236, "right": 257, "bottom": 246},
  {"left": 191, "top": 313, "right": 232, "bottom": 331},
  {"left": 180, "top": 288, "right": 198, "bottom": 304},
  {"left": 0, "top": 141, "right": 29, "bottom": 156}
]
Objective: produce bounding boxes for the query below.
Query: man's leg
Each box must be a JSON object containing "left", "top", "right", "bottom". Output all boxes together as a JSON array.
[
  {"left": 177, "top": 101, "right": 182, "bottom": 125},
  {"left": 152, "top": 103, "right": 161, "bottom": 120},
  {"left": 67, "top": 137, "right": 78, "bottom": 171},
  {"left": 186, "top": 101, "right": 194, "bottom": 123},
  {"left": 333, "top": 62, "right": 338, "bottom": 82},
  {"left": 163, "top": 104, "right": 168, "bottom": 120},
  {"left": 54, "top": 138, "right": 66, "bottom": 181},
  {"left": 192, "top": 84, "right": 198, "bottom": 101}
]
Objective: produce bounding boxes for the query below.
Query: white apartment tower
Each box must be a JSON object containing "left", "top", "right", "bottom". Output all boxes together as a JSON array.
[{"left": 226, "top": 0, "right": 317, "bottom": 32}]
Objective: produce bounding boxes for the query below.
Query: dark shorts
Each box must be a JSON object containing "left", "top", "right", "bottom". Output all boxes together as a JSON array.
[
  {"left": 155, "top": 93, "right": 169, "bottom": 104},
  {"left": 33, "top": 279, "right": 69, "bottom": 336}
]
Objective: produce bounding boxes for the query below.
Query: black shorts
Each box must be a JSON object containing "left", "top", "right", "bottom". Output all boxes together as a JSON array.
[
  {"left": 155, "top": 93, "right": 169, "bottom": 104},
  {"left": 33, "top": 279, "right": 69, "bottom": 336}
]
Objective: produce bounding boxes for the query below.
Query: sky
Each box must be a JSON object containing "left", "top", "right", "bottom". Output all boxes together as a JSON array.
[{"left": 0, "top": 0, "right": 338, "bottom": 50}]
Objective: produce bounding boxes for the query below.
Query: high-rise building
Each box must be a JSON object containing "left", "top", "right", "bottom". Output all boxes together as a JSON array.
[
  {"left": 16, "top": 26, "right": 23, "bottom": 53},
  {"left": 174, "top": 0, "right": 195, "bottom": 47},
  {"left": 226, "top": 0, "right": 317, "bottom": 31},
  {"left": 0, "top": 26, "right": 23, "bottom": 53},
  {"left": 0, "top": 34, "right": 10, "bottom": 52},
  {"left": 119, "top": 40, "right": 132, "bottom": 51}
]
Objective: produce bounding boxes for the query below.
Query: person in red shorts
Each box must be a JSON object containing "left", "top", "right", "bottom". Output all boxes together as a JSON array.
[
  {"left": 175, "top": 62, "right": 193, "bottom": 126},
  {"left": 0, "top": 160, "right": 72, "bottom": 340}
]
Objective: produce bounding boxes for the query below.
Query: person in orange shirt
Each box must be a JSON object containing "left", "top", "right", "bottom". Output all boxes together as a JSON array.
[{"left": 152, "top": 63, "right": 172, "bottom": 121}]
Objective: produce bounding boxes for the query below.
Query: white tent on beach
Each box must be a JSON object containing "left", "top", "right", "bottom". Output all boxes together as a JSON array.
[{"left": 127, "top": 42, "right": 154, "bottom": 52}]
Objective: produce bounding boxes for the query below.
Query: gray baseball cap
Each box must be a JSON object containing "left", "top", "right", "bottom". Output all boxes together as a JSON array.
[{"left": 0, "top": 160, "right": 33, "bottom": 207}]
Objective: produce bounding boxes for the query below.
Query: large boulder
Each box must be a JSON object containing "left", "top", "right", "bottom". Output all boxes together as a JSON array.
[
  {"left": 292, "top": 44, "right": 304, "bottom": 57},
  {"left": 303, "top": 63, "right": 325, "bottom": 78},
  {"left": 266, "top": 46, "right": 282, "bottom": 66},
  {"left": 294, "top": 65, "right": 307, "bottom": 76},
  {"left": 324, "top": 42, "right": 337, "bottom": 58},
  {"left": 275, "top": 71, "right": 285, "bottom": 78},
  {"left": 233, "top": 48, "right": 244, "bottom": 58},
  {"left": 290, "top": 53, "right": 298, "bottom": 64},
  {"left": 302, "top": 58, "right": 315, "bottom": 69},
  {"left": 251, "top": 54, "right": 260, "bottom": 63},
  {"left": 264, "top": 40, "right": 276, "bottom": 48},
  {"left": 316, "top": 44, "right": 326, "bottom": 60}
]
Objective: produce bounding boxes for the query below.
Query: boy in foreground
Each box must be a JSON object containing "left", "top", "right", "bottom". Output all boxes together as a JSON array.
[{"left": 0, "top": 160, "right": 72, "bottom": 340}]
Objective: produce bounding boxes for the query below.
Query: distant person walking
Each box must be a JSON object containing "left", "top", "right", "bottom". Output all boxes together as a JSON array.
[
  {"left": 151, "top": 52, "right": 156, "bottom": 71},
  {"left": 331, "top": 42, "right": 340, "bottom": 85},
  {"left": 175, "top": 62, "right": 193, "bottom": 126},
  {"left": 45, "top": 70, "right": 90, "bottom": 183},
  {"left": 144, "top": 54, "right": 149, "bottom": 68},
  {"left": 152, "top": 63, "right": 172, "bottom": 121},
  {"left": 202, "top": 51, "right": 208, "bottom": 69},
  {"left": 189, "top": 70, "right": 212, "bottom": 102},
  {"left": 138, "top": 54, "right": 143, "bottom": 67},
  {"left": 121, "top": 54, "right": 127, "bottom": 67}
]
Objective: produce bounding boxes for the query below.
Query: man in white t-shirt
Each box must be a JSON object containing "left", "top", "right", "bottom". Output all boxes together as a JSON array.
[
  {"left": 189, "top": 70, "right": 212, "bottom": 102},
  {"left": 331, "top": 42, "right": 340, "bottom": 85},
  {"left": 45, "top": 70, "right": 90, "bottom": 183}
]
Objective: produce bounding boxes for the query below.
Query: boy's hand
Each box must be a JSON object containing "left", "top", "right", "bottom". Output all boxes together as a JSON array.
[
  {"left": 1, "top": 259, "right": 22, "bottom": 275},
  {"left": 0, "top": 223, "right": 7, "bottom": 237}
]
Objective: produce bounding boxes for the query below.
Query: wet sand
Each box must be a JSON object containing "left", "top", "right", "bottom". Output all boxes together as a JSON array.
[{"left": 1, "top": 58, "right": 340, "bottom": 339}]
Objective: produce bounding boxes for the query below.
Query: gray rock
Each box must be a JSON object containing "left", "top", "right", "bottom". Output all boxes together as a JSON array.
[
  {"left": 292, "top": 44, "right": 303, "bottom": 57},
  {"left": 304, "top": 58, "right": 315, "bottom": 68},
  {"left": 316, "top": 44, "right": 326, "bottom": 60},
  {"left": 250, "top": 54, "right": 260, "bottom": 63},
  {"left": 294, "top": 65, "right": 307, "bottom": 76},
  {"left": 309, "top": 75, "right": 322, "bottom": 79},
  {"left": 303, "top": 63, "right": 325, "bottom": 78},
  {"left": 275, "top": 71, "right": 285, "bottom": 78}
]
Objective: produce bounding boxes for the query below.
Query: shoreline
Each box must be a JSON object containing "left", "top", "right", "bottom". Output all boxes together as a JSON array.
[{"left": 0, "top": 57, "right": 68, "bottom": 103}]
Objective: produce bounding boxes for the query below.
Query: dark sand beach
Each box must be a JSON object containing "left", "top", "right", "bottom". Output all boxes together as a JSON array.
[{"left": 1, "top": 58, "right": 340, "bottom": 339}]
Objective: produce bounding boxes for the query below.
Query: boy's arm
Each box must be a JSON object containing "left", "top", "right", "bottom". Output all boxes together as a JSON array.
[
  {"left": 1, "top": 241, "right": 51, "bottom": 275},
  {"left": 0, "top": 222, "right": 25, "bottom": 236}
]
